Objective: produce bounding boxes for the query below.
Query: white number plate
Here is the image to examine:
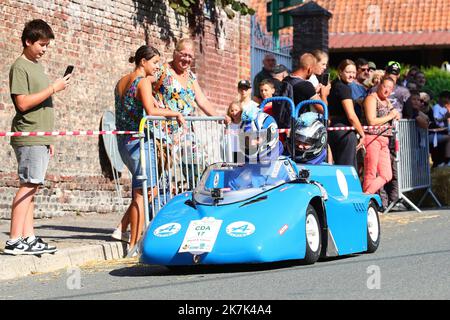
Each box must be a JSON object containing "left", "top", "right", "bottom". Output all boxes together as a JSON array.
[{"left": 179, "top": 217, "right": 223, "bottom": 254}]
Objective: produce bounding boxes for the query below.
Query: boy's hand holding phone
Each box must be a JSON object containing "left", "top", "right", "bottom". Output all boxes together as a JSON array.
[
  {"left": 51, "top": 65, "right": 74, "bottom": 94},
  {"left": 63, "top": 65, "right": 74, "bottom": 77}
]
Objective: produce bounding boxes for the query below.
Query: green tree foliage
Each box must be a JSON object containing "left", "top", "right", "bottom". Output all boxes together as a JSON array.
[
  {"left": 422, "top": 67, "right": 450, "bottom": 101},
  {"left": 169, "top": 0, "right": 255, "bottom": 19}
]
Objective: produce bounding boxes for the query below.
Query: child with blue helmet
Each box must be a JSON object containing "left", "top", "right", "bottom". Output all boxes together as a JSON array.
[
  {"left": 239, "top": 110, "right": 283, "bottom": 163},
  {"left": 227, "top": 110, "right": 289, "bottom": 190}
]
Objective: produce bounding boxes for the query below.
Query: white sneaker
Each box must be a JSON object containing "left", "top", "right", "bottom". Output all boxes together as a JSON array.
[
  {"left": 4, "top": 238, "right": 43, "bottom": 255},
  {"left": 111, "top": 229, "right": 130, "bottom": 243}
]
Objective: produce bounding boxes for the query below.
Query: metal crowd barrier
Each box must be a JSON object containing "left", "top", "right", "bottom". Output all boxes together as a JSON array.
[
  {"left": 137, "top": 115, "right": 227, "bottom": 228},
  {"left": 388, "top": 119, "right": 442, "bottom": 213}
]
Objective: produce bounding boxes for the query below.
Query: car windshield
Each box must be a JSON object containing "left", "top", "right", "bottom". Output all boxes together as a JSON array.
[{"left": 193, "top": 159, "right": 298, "bottom": 205}]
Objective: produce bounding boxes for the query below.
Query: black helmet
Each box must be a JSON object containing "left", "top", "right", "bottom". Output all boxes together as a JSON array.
[{"left": 287, "top": 112, "right": 327, "bottom": 163}]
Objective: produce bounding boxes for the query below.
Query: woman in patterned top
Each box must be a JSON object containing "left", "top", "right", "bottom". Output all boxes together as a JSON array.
[
  {"left": 114, "top": 45, "right": 185, "bottom": 250},
  {"left": 362, "top": 77, "right": 400, "bottom": 195},
  {"left": 152, "top": 38, "right": 230, "bottom": 186},
  {"left": 153, "top": 38, "right": 229, "bottom": 134}
]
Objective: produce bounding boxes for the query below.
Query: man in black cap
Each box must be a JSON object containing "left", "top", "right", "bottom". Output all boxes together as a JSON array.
[
  {"left": 271, "top": 64, "right": 289, "bottom": 96},
  {"left": 370, "top": 61, "right": 410, "bottom": 117},
  {"left": 386, "top": 61, "right": 410, "bottom": 116}
]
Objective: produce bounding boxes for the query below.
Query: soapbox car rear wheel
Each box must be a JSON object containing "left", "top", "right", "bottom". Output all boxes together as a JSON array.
[
  {"left": 366, "top": 202, "right": 380, "bottom": 253},
  {"left": 304, "top": 204, "right": 322, "bottom": 264}
]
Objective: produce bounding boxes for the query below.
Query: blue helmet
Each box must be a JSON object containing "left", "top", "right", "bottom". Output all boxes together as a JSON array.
[
  {"left": 287, "top": 112, "right": 327, "bottom": 164},
  {"left": 240, "top": 112, "right": 281, "bottom": 162}
]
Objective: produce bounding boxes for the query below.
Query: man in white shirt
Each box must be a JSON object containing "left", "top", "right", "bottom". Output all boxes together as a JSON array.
[{"left": 432, "top": 90, "right": 450, "bottom": 128}]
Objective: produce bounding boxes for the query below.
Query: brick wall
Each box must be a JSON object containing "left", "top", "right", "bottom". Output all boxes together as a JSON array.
[{"left": 0, "top": 0, "right": 251, "bottom": 218}]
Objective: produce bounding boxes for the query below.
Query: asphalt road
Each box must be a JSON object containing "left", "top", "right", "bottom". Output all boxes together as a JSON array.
[{"left": 1, "top": 209, "right": 449, "bottom": 301}]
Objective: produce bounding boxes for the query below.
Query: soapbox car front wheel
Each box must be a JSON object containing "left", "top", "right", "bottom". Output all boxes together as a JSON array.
[
  {"left": 304, "top": 204, "right": 322, "bottom": 264},
  {"left": 366, "top": 202, "right": 380, "bottom": 253}
]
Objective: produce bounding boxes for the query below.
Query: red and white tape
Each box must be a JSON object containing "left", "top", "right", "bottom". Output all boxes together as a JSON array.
[
  {"left": 0, "top": 130, "right": 138, "bottom": 137},
  {"left": 225, "top": 125, "right": 393, "bottom": 134},
  {"left": 2, "top": 125, "right": 394, "bottom": 138},
  {"left": 327, "top": 125, "right": 393, "bottom": 131}
]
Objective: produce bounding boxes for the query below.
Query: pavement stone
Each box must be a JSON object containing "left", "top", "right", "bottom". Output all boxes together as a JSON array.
[{"left": 0, "top": 213, "right": 129, "bottom": 281}]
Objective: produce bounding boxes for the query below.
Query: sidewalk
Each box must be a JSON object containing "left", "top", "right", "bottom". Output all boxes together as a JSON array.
[{"left": 0, "top": 213, "right": 129, "bottom": 281}]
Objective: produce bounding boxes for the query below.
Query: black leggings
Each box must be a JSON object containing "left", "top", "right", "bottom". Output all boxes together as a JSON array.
[{"left": 328, "top": 129, "right": 358, "bottom": 169}]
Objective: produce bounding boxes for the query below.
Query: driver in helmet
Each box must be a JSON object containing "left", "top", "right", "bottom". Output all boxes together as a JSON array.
[
  {"left": 240, "top": 111, "right": 283, "bottom": 163},
  {"left": 286, "top": 112, "right": 328, "bottom": 164},
  {"left": 229, "top": 111, "right": 290, "bottom": 190}
]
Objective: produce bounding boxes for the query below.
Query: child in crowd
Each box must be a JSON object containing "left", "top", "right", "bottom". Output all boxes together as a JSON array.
[
  {"left": 364, "top": 69, "right": 385, "bottom": 90},
  {"left": 237, "top": 80, "right": 259, "bottom": 117},
  {"left": 226, "top": 101, "right": 243, "bottom": 162},
  {"left": 259, "top": 79, "right": 276, "bottom": 116},
  {"left": 227, "top": 101, "right": 243, "bottom": 126},
  {"left": 5, "top": 19, "right": 71, "bottom": 255}
]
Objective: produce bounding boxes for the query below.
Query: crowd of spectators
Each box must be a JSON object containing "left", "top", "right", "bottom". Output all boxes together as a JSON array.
[{"left": 242, "top": 53, "right": 450, "bottom": 212}]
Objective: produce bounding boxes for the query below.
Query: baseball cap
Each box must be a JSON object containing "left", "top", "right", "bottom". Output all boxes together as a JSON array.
[
  {"left": 272, "top": 64, "right": 288, "bottom": 74},
  {"left": 368, "top": 61, "right": 377, "bottom": 70},
  {"left": 386, "top": 61, "right": 401, "bottom": 75},
  {"left": 237, "top": 80, "right": 251, "bottom": 89}
]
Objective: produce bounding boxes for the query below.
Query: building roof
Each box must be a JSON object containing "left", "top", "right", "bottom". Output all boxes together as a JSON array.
[
  {"left": 318, "top": 0, "right": 450, "bottom": 34},
  {"left": 250, "top": 0, "right": 450, "bottom": 50},
  {"left": 329, "top": 31, "right": 450, "bottom": 51},
  {"left": 319, "top": 0, "right": 450, "bottom": 50}
]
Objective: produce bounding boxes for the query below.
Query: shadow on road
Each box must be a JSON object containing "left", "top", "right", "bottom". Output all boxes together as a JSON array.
[
  {"left": 0, "top": 225, "right": 114, "bottom": 241},
  {"left": 109, "top": 255, "right": 357, "bottom": 278},
  {"left": 35, "top": 225, "right": 112, "bottom": 234}
]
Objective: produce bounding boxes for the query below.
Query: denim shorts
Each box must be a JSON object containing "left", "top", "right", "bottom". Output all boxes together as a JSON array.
[
  {"left": 117, "top": 136, "right": 157, "bottom": 189},
  {"left": 13, "top": 145, "right": 50, "bottom": 185}
]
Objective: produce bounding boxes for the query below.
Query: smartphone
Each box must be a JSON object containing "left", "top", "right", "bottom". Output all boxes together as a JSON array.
[
  {"left": 320, "top": 73, "right": 330, "bottom": 85},
  {"left": 63, "top": 65, "right": 74, "bottom": 77}
]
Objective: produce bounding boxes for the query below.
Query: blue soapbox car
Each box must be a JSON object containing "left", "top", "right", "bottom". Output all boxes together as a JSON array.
[{"left": 139, "top": 98, "right": 382, "bottom": 267}]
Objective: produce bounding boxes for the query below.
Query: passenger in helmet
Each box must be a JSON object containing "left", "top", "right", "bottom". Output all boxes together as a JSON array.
[
  {"left": 287, "top": 112, "right": 328, "bottom": 164},
  {"left": 239, "top": 111, "right": 283, "bottom": 163}
]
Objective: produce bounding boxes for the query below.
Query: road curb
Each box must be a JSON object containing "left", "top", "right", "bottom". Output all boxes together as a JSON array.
[{"left": 0, "top": 241, "right": 127, "bottom": 281}]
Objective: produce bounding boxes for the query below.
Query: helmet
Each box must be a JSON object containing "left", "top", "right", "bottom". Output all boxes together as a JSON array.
[
  {"left": 287, "top": 112, "right": 327, "bottom": 164},
  {"left": 240, "top": 112, "right": 281, "bottom": 162}
]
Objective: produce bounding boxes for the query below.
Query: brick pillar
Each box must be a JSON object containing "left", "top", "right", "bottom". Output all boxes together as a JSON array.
[{"left": 288, "top": 1, "right": 332, "bottom": 68}]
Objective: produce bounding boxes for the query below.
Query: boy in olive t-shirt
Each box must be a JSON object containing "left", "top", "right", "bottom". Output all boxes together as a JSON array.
[{"left": 4, "top": 19, "right": 71, "bottom": 255}]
